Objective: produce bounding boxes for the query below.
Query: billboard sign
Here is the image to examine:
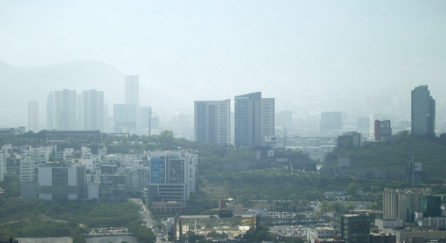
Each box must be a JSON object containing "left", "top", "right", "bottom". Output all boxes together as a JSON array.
[
  {"left": 267, "top": 150, "right": 275, "bottom": 157},
  {"left": 415, "top": 163, "right": 422, "bottom": 171},
  {"left": 265, "top": 136, "right": 277, "bottom": 143}
]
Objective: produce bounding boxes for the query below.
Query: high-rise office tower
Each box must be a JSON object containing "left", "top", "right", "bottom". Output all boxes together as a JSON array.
[
  {"left": 411, "top": 85, "right": 435, "bottom": 136},
  {"left": 320, "top": 112, "right": 343, "bottom": 132},
  {"left": 46, "top": 92, "right": 55, "bottom": 130},
  {"left": 194, "top": 100, "right": 230, "bottom": 145},
  {"left": 113, "top": 104, "right": 137, "bottom": 133},
  {"left": 54, "top": 89, "right": 77, "bottom": 130},
  {"left": 82, "top": 89, "right": 104, "bottom": 131},
  {"left": 234, "top": 92, "right": 274, "bottom": 147},
  {"left": 28, "top": 101, "right": 39, "bottom": 132},
  {"left": 125, "top": 75, "right": 139, "bottom": 107}
]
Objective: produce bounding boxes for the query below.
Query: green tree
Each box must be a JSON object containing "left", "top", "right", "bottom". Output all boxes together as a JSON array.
[
  {"left": 345, "top": 204, "right": 355, "bottom": 210},
  {"left": 346, "top": 182, "right": 358, "bottom": 196},
  {"left": 158, "top": 130, "right": 174, "bottom": 144}
]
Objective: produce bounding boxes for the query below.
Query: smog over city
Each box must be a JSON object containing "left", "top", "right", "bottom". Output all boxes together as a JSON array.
[{"left": 1, "top": 1, "right": 446, "bottom": 243}]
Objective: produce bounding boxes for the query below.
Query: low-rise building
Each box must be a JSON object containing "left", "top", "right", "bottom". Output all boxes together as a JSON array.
[
  {"left": 335, "top": 214, "right": 372, "bottom": 243},
  {"left": 151, "top": 201, "right": 186, "bottom": 214},
  {"left": 307, "top": 227, "right": 337, "bottom": 243},
  {"left": 370, "top": 233, "right": 396, "bottom": 243},
  {"left": 99, "top": 174, "right": 127, "bottom": 200}
]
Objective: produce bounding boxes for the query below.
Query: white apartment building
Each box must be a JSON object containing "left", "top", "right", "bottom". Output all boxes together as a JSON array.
[
  {"left": 20, "top": 158, "right": 36, "bottom": 182},
  {"left": 194, "top": 100, "right": 231, "bottom": 145},
  {"left": 82, "top": 155, "right": 101, "bottom": 173},
  {"left": 29, "top": 147, "right": 52, "bottom": 164},
  {"left": 20, "top": 145, "right": 32, "bottom": 158},
  {"left": 81, "top": 146, "right": 91, "bottom": 159},
  {"left": 98, "top": 147, "right": 107, "bottom": 158},
  {"left": 307, "top": 227, "right": 337, "bottom": 243},
  {"left": 63, "top": 148, "right": 75, "bottom": 162}
]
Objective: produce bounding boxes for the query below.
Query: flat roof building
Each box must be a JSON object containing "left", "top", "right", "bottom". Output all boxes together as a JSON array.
[
  {"left": 194, "top": 100, "right": 231, "bottom": 146},
  {"left": 234, "top": 92, "right": 274, "bottom": 147}
]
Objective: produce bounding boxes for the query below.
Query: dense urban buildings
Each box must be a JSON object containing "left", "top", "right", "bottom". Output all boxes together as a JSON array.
[
  {"left": 411, "top": 85, "right": 435, "bottom": 136},
  {"left": 383, "top": 188, "right": 440, "bottom": 222},
  {"left": 27, "top": 100, "right": 39, "bottom": 132},
  {"left": 320, "top": 112, "right": 343, "bottom": 133},
  {"left": 234, "top": 92, "right": 275, "bottom": 147},
  {"left": 374, "top": 120, "right": 392, "bottom": 141},
  {"left": 194, "top": 99, "right": 231, "bottom": 145},
  {"left": 81, "top": 89, "right": 104, "bottom": 131}
]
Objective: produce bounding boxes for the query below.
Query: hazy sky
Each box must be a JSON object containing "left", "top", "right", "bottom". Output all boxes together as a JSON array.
[{"left": 1, "top": 0, "right": 446, "bottom": 117}]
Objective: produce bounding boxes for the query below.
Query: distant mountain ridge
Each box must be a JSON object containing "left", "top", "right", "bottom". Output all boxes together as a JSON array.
[{"left": 1, "top": 60, "right": 125, "bottom": 111}]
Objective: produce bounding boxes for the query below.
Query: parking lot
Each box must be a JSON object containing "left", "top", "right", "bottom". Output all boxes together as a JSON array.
[
  {"left": 88, "top": 227, "right": 129, "bottom": 235},
  {"left": 269, "top": 225, "right": 308, "bottom": 237}
]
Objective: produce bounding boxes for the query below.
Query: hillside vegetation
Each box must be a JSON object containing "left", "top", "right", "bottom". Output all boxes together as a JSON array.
[{"left": 325, "top": 132, "right": 446, "bottom": 179}]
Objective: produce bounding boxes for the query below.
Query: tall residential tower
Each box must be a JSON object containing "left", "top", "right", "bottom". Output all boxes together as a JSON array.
[
  {"left": 82, "top": 89, "right": 104, "bottom": 131},
  {"left": 125, "top": 75, "right": 139, "bottom": 107},
  {"left": 46, "top": 92, "right": 55, "bottom": 130},
  {"left": 194, "top": 100, "right": 230, "bottom": 145},
  {"left": 28, "top": 101, "right": 39, "bottom": 132},
  {"left": 54, "top": 89, "right": 77, "bottom": 130}
]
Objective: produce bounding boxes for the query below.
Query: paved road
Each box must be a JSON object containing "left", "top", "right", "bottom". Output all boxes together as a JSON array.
[{"left": 128, "top": 198, "right": 166, "bottom": 243}]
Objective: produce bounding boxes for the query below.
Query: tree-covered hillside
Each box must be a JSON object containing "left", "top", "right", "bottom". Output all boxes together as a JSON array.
[{"left": 325, "top": 132, "right": 446, "bottom": 179}]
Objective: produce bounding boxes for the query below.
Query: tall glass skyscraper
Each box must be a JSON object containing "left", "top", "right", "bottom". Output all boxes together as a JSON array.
[
  {"left": 234, "top": 92, "right": 274, "bottom": 148},
  {"left": 411, "top": 85, "right": 435, "bottom": 136}
]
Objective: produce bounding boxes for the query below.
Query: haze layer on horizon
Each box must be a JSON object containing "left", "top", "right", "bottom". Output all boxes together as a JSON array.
[{"left": 1, "top": 0, "right": 446, "bottom": 116}]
